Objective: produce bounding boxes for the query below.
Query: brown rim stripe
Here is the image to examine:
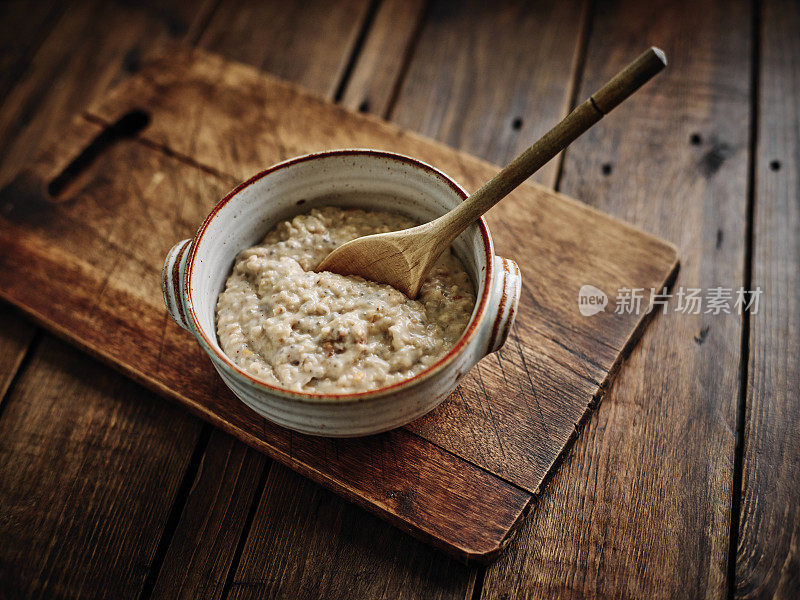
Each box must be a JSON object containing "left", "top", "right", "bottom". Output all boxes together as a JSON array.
[
  {"left": 171, "top": 240, "right": 190, "bottom": 328},
  {"left": 161, "top": 259, "right": 176, "bottom": 321},
  {"left": 487, "top": 258, "right": 511, "bottom": 354},
  {"left": 496, "top": 261, "right": 520, "bottom": 351}
]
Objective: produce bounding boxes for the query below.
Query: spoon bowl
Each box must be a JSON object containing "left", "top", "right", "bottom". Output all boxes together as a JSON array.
[{"left": 315, "top": 218, "right": 450, "bottom": 298}]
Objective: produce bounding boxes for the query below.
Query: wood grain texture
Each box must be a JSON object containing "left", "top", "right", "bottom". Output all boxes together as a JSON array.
[
  {"left": 0, "top": 304, "right": 36, "bottom": 404},
  {"left": 340, "top": 0, "right": 428, "bottom": 116},
  {"left": 0, "top": 0, "right": 214, "bottom": 404},
  {"left": 0, "top": 3, "right": 793, "bottom": 596},
  {"left": 84, "top": 48, "right": 676, "bottom": 493},
  {"left": 196, "top": 0, "right": 372, "bottom": 98},
  {"left": 0, "top": 0, "right": 216, "bottom": 186},
  {"left": 0, "top": 111, "right": 531, "bottom": 562},
  {"left": 0, "top": 3, "right": 223, "bottom": 598},
  {"left": 149, "top": 430, "right": 268, "bottom": 600},
  {"left": 0, "top": 0, "right": 66, "bottom": 105},
  {"left": 0, "top": 0, "right": 86, "bottom": 413},
  {"left": 0, "top": 0, "right": 51, "bottom": 405},
  {"left": 0, "top": 46, "right": 677, "bottom": 561},
  {"left": 735, "top": 0, "right": 800, "bottom": 597},
  {"left": 390, "top": 0, "right": 589, "bottom": 187},
  {"left": 227, "top": 464, "right": 475, "bottom": 600},
  {"left": 0, "top": 337, "right": 202, "bottom": 599},
  {"left": 482, "top": 0, "right": 751, "bottom": 597}
]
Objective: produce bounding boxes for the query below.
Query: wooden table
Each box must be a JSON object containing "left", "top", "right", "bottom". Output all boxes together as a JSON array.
[{"left": 0, "top": 1, "right": 796, "bottom": 598}]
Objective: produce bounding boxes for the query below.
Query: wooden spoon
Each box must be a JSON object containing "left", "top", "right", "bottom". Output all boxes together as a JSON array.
[{"left": 317, "top": 47, "right": 667, "bottom": 298}]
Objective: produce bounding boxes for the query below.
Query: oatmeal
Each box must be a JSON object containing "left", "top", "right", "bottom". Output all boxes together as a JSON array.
[{"left": 216, "top": 206, "right": 476, "bottom": 393}]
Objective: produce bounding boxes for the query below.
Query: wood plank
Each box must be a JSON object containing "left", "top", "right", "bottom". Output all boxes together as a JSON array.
[
  {"left": 0, "top": 304, "right": 36, "bottom": 404},
  {"left": 481, "top": 0, "right": 751, "bottom": 597},
  {"left": 0, "top": 0, "right": 209, "bottom": 412},
  {"left": 390, "top": 0, "right": 588, "bottom": 187},
  {"left": 0, "top": 0, "right": 66, "bottom": 104},
  {"left": 149, "top": 430, "right": 268, "bottom": 600},
  {"left": 0, "top": 0, "right": 217, "bottom": 186},
  {"left": 735, "top": 1, "right": 800, "bottom": 597},
  {"left": 0, "top": 2, "right": 219, "bottom": 597},
  {"left": 88, "top": 51, "right": 674, "bottom": 494},
  {"left": 86, "top": 48, "right": 676, "bottom": 490},
  {"left": 0, "top": 47, "right": 677, "bottom": 562},
  {"left": 340, "top": 0, "right": 428, "bottom": 117},
  {"left": 85, "top": 31, "right": 642, "bottom": 497},
  {"left": 0, "top": 337, "right": 202, "bottom": 598},
  {"left": 196, "top": 0, "right": 372, "bottom": 98},
  {"left": 228, "top": 464, "right": 476, "bottom": 600},
  {"left": 0, "top": 0, "right": 57, "bottom": 407},
  {"left": 0, "top": 103, "right": 531, "bottom": 563}
]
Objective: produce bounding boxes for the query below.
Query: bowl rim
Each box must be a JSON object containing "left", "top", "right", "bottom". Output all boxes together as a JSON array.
[{"left": 184, "top": 149, "right": 494, "bottom": 404}]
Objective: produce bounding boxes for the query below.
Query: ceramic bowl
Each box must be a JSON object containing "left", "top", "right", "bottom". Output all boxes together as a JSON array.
[{"left": 162, "top": 150, "right": 521, "bottom": 437}]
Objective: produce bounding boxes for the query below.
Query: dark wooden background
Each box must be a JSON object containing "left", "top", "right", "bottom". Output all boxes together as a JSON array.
[{"left": 0, "top": 0, "right": 797, "bottom": 598}]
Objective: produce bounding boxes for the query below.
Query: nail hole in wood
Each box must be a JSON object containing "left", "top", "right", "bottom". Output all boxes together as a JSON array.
[
  {"left": 601, "top": 163, "right": 613, "bottom": 176},
  {"left": 167, "top": 17, "right": 188, "bottom": 36},
  {"left": 690, "top": 133, "right": 702, "bottom": 146},
  {"left": 48, "top": 109, "right": 151, "bottom": 198},
  {"left": 123, "top": 47, "right": 141, "bottom": 73},
  {"left": 358, "top": 99, "right": 370, "bottom": 113},
  {"left": 694, "top": 325, "right": 710, "bottom": 345},
  {"left": 769, "top": 160, "right": 781, "bottom": 172},
  {"left": 16, "top": 112, "right": 31, "bottom": 128},
  {"left": 511, "top": 117, "right": 523, "bottom": 130}
]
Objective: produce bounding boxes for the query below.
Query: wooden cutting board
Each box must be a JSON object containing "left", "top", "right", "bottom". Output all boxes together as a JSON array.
[{"left": 0, "top": 47, "right": 678, "bottom": 564}]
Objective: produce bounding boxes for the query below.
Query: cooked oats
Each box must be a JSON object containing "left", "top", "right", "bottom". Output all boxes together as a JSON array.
[{"left": 216, "top": 207, "right": 475, "bottom": 393}]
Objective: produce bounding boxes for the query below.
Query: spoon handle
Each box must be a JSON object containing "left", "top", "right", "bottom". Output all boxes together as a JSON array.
[{"left": 440, "top": 47, "right": 667, "bottom": 237}]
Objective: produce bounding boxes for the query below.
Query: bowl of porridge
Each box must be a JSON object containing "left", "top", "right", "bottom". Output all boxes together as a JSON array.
[{"left": 162, "top": 150, "right": 521, "bottom": 436}]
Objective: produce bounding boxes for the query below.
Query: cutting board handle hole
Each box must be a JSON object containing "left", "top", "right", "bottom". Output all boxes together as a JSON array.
[{"left": 48, "top": 109, "right": 151, "bottom": 198}]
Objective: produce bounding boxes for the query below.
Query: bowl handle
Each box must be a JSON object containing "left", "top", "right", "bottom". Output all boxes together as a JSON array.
[
  {"left": 484, "top": 256, "right": 522, "bottom": 355},
  {"left": 162, "top": 239, "right": 192, "bottom": 331}
]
